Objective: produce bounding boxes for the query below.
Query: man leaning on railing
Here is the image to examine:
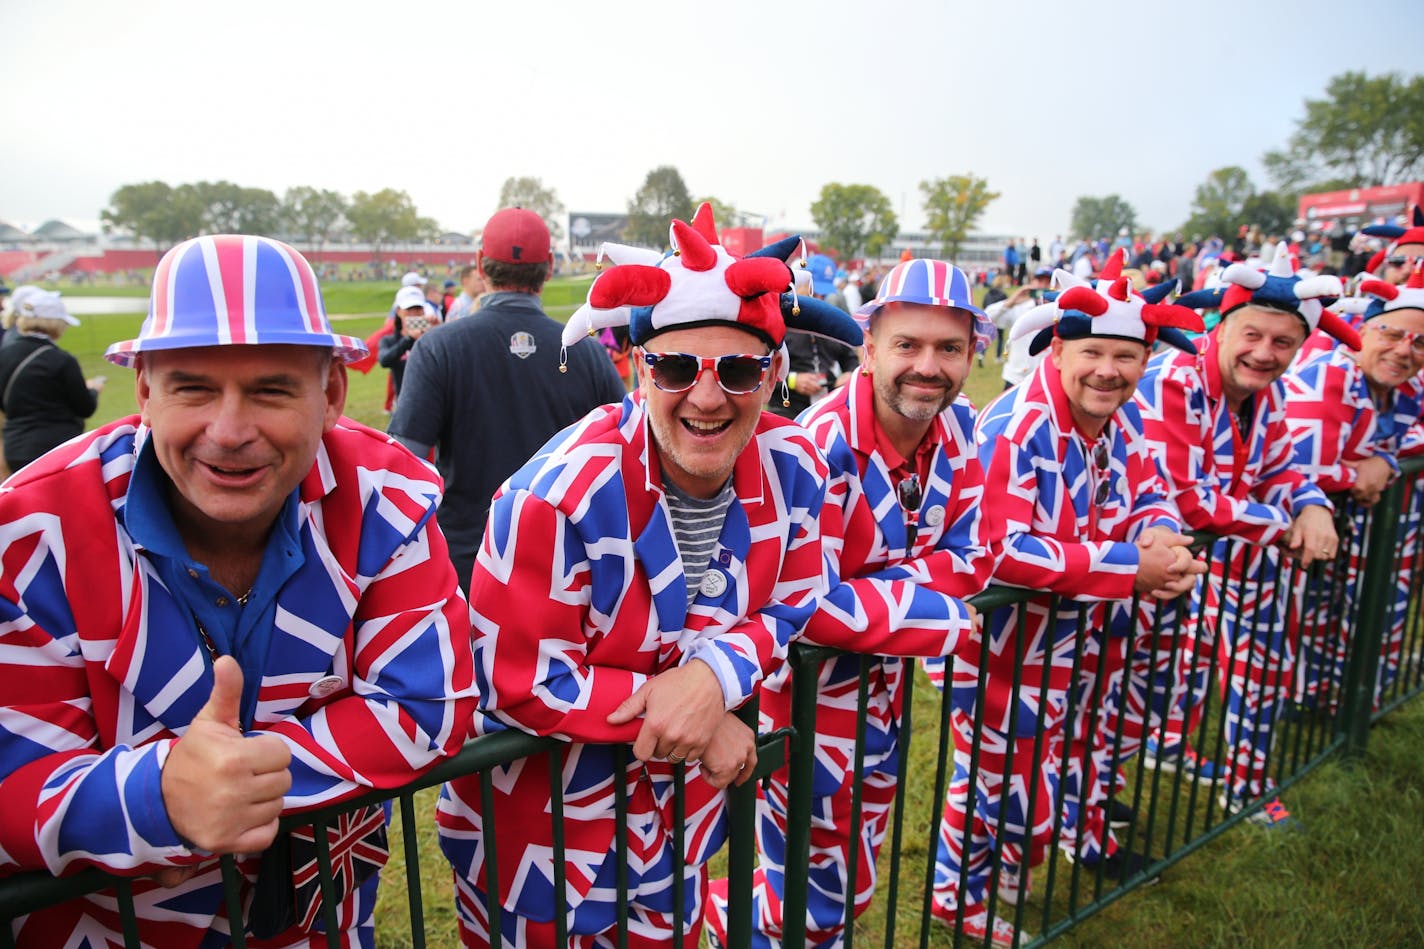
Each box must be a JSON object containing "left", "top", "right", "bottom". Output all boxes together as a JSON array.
[
  {"left": 925, "top": 258, "right": 1205, "bottom": 946},
  {"left": 705, "top": 258, "right": 999, "bottom": 947},
  {"left": 436, "top": 204, "right": 867, "bottom": 947},
  {"left": 1125, "top": 242, "right": 1354, "bottom": 830},
  {"left": 1282, "top": 270, "right": 1424, "bottom": 711},
  {"left": 0, "top": 236, "right": 477, "bottom": 948}
]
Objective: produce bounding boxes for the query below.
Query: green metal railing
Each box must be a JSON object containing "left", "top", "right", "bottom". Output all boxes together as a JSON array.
[{"left": 5, "top": 460, "right": 1424, "bottom": 947}]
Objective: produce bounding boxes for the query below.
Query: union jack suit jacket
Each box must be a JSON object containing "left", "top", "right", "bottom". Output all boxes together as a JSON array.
[
  {"left": 961, "top": 358, "right": 1180, "bottom": 732},
  {"left": 438, "top": 394, "right": 829, "bottom": 922},
  {"left": 796, "top": 373, "right": 997, "bottom": 657},
  {"left": 0, "top": 417, "right": 477, "bottom": 948},
  {"left": 1134, "top": 328, "right": 1329, "bottom": 544},
  {"left": 1284, "top": 346, "right": 1424, "bottom": 486}
]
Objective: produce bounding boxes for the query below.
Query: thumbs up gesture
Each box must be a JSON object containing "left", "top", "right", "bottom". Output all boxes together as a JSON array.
[{"left": 161, "top": 656, "right": 293, "bottom": 854}]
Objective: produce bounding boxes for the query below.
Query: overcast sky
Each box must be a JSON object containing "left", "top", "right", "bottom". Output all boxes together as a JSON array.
[{"left": 4, "top": 0, "right": 1421, "bottom": 241}]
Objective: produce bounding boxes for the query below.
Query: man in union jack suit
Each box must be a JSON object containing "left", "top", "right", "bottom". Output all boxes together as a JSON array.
[
  {"left": 929, "top": 266, "right": 1204, "bottom": 947},
  {"left": 705, "top": 258, "right": 1000, "bottom": 947},
  {"left": 0, "top": 235, "right": 477, "bottom": 948},
  {"left": 1129, "top": 242, "right": 1356, "bottom": 827},
  {"left": 1285, "top": 267, "right": 1424, "bottom": 710},
  {"left": 437, "top": 204, "right": 866, "bottom": 947}
]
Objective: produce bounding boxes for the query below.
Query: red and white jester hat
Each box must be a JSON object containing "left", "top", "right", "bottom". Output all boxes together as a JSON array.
[
  {"left": 1176, "top": 241, "right": 1359, "bottom": 350},
  {"left": 1354, "top": 261, "right": 1424, "bottom": 320},
  {"left": 560, "top": 203, "right": 863, "bottom": 355},
  {"left": 1010, "top": 249, "right": 1204, "bottom": 356}
]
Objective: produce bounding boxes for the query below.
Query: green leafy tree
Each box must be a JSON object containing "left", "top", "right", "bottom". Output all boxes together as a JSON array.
[
  {"left": 282, "top": 186, "right": 348, "bottom": 253},
  {"left": 347, "top": 188, "right": 422, "bottom": 259},
  {"left": 101, "top": 180, "right": 205, "bottom": 254},
  {"left": 810, "top": 183, "right": 897, "bottom": 260},
  {"left": 1263, "top": 71, "right": 1424, "bottom": 191},
  {"left": 497, "top": 176, "right": 566, "bottom": 243},
  {"left": 919, "top": 176, "right": 997, "bottom": 262},
  {"left": 693, "top": 195, "right": 740, "bottom": 228},
  {"left": 624, "top": 166, "right": 693, "bottom": 248},
  {"left": 1240, "top": 191, "right": 1298, "bottom": 241},
  {"left": 1069, "top": 194, "right": 1138, "bottom": 241},
  {"left": 1181, "top": 166, "right": 1256, "bottom": 240}
]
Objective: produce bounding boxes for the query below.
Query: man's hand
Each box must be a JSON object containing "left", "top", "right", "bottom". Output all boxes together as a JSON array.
[
  {"left": 1134, "top": 528, "right": 1205, "bottom": 599},
  {"left": 161, "top": 657, "right": 292, "bottom": 854},
  {"left": 606, "top": 659, "right": 726, "bottom": 764},
  {"left": 697, "top": 713, "right": 757, "bottom": 789},
  {"left": 1008, "top": 287, "right": 1033, "bottom": 306},
  {"left": 1283, "top": 504, "right": 1339, "bottom": 567},
  {"left": 1344, "top": 455, "right": 1393, "bottom": 506},
  {"left": 792, "top": 372, "right": 826, "bottom": 397}
]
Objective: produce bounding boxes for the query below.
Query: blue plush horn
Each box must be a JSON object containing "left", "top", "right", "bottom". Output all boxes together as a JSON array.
[{"left": 779, "top": 293, "right": 865, "bottom": 348}]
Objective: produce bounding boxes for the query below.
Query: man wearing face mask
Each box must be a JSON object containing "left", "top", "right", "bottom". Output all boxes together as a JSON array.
[
  {"left": 707, "top": 259, "right": 999, "bottom": 948},
  {"left": 925, "top": 266, "right": 1204, "bottom": 946},
  {"left": 1127, "top": 242, "right": 1358, "bottom": 829}
]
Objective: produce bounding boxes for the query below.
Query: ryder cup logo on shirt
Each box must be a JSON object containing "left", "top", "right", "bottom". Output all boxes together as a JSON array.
[{"left": 509, "top": 331, "right": 537, "bottom": 359}]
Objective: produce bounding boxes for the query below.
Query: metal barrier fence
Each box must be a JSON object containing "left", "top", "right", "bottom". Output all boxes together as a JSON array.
[{"left": 5, "top": 459, "right": 1424, "bottom": 947}]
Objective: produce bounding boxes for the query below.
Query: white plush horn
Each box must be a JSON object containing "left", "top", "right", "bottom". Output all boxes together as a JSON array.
[
  {"left": 1222, "top": 262, "right": 1266, "bottom": 289},
  {"left": 1294, "top": 274, "right": 1344, "bottom": 300},
  {"left": 1009, "top": 301, "right": 1061, "bottom": 341}
]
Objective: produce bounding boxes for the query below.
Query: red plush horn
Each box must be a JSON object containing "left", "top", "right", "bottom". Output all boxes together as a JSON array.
[
  {"left": 671, "top": 220, "right": 717, "bottom": 272},
  {"left": 1097, "top": 247, "right": 1126, "bottom": 281},
  {"left": 1318, "top": 310, "right": 1363, "bottom": 351},
  {"left": 1107, "top": 276, "right": 1131, "bottom": 302},
  {"left": 1410, "top": 262, "right": 1424, "bottom": 289},
  {"left": 1058, "top": 286, "right": 1108, "bottom": 317},
  {"left": 1142, "top": 302, "right": 1205, "bottom": 333},
  {"left": 725, "top": 257, "right": 791, "bottom": 298},
  {"left": 588, "top": 265, "right": 672, "bottom": 309},
  {"left": 690, "top": 202, "right": 721, "bottom": 245},
  {"left": 1359, "top": 279, "right": 1400, "bottom": 302}
]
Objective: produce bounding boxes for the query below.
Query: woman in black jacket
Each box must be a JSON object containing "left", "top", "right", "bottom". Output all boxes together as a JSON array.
[{"left": 0, "top": 290, "right": 104, "bottom": 473}]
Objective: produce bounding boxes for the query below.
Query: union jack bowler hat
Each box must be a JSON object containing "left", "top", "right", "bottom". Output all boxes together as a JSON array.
[
  {"left": 105, "top": 234, "right": 368, "bottom": 368},
  {"left": 854, "top": 258, "right": 992, "bottom": 342}
]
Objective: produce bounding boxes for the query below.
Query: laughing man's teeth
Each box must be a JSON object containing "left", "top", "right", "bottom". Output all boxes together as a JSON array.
[{"left": 685, "top": 419, "right": 727, "bottom": 432}]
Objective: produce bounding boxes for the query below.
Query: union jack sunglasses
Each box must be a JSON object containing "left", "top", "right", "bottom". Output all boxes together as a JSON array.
[{"left": 641, "top": 351, "right": 773, "bottom": 395}]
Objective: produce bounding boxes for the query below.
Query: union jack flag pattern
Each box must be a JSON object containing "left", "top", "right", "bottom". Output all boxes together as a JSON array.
[
  {"left": 1284, "top": 347, "right": 1424, "bottom": 714},
  {"left": 1122, "top": 330, "right": 1329, "bottom": 795},
  {"left": 437, "top": 394, "right": 830, "bottom": 947},
  {"left": 930, "top": 358, "right": 1179, "bottom": 914},
  {"left": 704, "top": 373, "right": 996, "bottom": 947},
  {"left": 0, "top": 417, "right": 477, "bottom": 948}
]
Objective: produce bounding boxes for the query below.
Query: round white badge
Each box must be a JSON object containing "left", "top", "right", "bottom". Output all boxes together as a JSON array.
[
  {"left": 309, "top": 675, "right": 345, "bottom": 699},
  {"left": 700, "top": 571, "right": 728, "bottom": 598},
  {"left": 923, "top": 505, "right": 946, "bottom": 528}
]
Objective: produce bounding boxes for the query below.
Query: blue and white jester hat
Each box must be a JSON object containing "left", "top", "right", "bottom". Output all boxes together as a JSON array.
[
  {"left": 1175, "top": 241, "right": 1359, "bottom": 350},
  {"left": 1010, "top": 249, "right": 1203, "bottom": 356},
  {"left": 560, "top": 203, "right": 863, "bottom": 357},
  {"left": 853, "top": 258, "right": 993, "bottom": 350},
  {"left": 106, "top": 234, "right": 368, "bottom": 367}
]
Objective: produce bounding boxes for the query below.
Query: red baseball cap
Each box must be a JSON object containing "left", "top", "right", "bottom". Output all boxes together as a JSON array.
[{"left": 481, "top": 207, "right": 550, "bottom": 264}]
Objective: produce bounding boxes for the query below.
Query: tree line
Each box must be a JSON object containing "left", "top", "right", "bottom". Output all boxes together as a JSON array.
[{"left": 1071, "top": 71, "right": 1424, "bottom": 243}]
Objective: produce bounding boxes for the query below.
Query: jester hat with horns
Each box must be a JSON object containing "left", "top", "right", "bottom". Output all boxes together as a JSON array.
[
  {"left": 1010, "top": 248, "right": 1204, "bottom": 356},
  {"left": 1355, "top": 261, "right": 1424, "bottom": 321},
  {"left": 1360, "top": 205, "right": 1424, "bottom": 275},
  {"left": 1174, "top": 241, "right": 1358, "bottom": 349},
  {"left": 561, "top": 203, "right": 863, "bottom": 355}
]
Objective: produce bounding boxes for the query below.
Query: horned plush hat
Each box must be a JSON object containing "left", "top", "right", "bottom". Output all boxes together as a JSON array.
[
  {"left": 560, "top": 203, "right": 863, "bottom": 359},
  {"left": 1360, "top": 205, "right": 1424, "bottom": 275},
  {"left": 1175, "top": 241, "right": 1359, "bottom": 350},
  {"left": 1010, "top": 248, "right": 1204, "bottom": 356}
]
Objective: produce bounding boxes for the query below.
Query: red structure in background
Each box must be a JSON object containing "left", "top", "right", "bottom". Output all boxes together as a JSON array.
[{"left": 1298, "top": 182, "right": 1424, "bottom": 230}]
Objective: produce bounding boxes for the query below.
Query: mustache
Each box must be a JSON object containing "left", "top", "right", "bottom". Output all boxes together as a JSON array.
[{"left": 895, "top": 372, "right": 951, "bottom": 388}]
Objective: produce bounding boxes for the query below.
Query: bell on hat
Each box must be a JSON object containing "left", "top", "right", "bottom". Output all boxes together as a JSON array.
[{"left": 105, "top": 235, "right": 369, "bottom": 367}]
